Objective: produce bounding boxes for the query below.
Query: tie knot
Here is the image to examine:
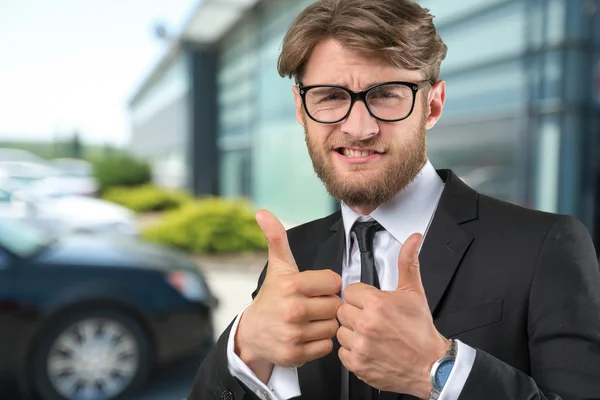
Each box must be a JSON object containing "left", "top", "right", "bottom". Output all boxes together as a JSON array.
[{"left": 351, "top": 220, "right": 384, "bottom": 253}]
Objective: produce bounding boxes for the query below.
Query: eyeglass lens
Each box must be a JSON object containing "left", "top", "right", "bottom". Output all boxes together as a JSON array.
[{"left": 304, "top": 83, "right": 414, "bottom": 122}]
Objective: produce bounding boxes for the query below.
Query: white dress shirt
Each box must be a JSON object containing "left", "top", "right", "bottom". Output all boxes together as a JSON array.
[{"left": 227, "top": 160, "right": 477, "bottom": 400}]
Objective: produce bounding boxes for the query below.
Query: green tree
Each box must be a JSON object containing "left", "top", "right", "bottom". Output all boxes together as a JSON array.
[{"left": 93, "top": 153, "right": 152, "bottom": 192}]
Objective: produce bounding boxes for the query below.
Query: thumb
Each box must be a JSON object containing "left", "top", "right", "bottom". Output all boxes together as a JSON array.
[
  {"left": 396, "top": 233, "right": 425, "bottom": 293},
  {"left": 255, "top": 210, "right": 299, "bottom": 275}
]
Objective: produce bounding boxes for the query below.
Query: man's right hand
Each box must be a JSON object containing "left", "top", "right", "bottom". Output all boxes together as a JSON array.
[{"left": 234, "top": 210, "right": 343, "bottom": 384}]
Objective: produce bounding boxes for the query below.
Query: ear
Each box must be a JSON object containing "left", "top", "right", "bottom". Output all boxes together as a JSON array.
[
  {"left": 425, "top": 80, "right": 446, "bottom": 130},
  {"left": 292, "top": 85, "right": 306, "bottom": 128}
]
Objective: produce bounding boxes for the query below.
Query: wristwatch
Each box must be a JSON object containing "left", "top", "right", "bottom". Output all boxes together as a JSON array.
[{"left": 429, "top": 339, "right": 457, "bottom": 400}]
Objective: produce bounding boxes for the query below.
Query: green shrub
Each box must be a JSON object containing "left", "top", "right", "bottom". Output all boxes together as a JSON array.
[
  {"left": 93, "top": 154, "right": 152, "bottom": 191},
  {"left": 103, "top": 185, "right": 193, "bottom": 213},
  {"left": 142, "top": 198, "right": 267, "bottom": 254}
]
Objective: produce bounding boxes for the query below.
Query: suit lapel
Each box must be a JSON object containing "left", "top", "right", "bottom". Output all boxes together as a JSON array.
[
  {"left": 420, "top": 169, "right": 477, "bottom": 316},
  {"left": 298, "top": 215, "right": 345, "bottom": 400},
  {"left": 419, "top": 208, "right": 473, "bottom": 316}
]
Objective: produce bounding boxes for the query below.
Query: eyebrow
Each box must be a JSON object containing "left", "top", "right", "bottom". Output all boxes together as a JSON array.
[
  {"left": 303, "top": 80, "right": 409, "bottom": 90},
  {"left": 332, "top": 81, "right": 383, "bottom": 89}
]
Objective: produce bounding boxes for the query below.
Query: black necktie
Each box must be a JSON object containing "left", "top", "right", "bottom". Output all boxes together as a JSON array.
[{"left": 348, "top": 220, "right": 384, "bottom": 400}]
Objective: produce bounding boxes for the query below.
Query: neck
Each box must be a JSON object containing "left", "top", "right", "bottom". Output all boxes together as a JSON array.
[{"left": 349, "top": 204, "right": 379, "bottom": 216}]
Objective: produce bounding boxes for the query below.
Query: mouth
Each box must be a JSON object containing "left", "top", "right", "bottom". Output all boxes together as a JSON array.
[
  {"left": 333, "top": 147, "right": 384, "bottom": 164},
  {"left": 334, "top": 147, "right": 384, "bottom": 157}
]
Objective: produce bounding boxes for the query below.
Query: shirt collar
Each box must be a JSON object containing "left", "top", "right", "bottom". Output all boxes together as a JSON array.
[{"left": 340, "top": 159, "right": 445, "bottom": 263}]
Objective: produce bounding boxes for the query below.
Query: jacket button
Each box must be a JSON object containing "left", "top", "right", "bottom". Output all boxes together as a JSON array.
[{"left": 221, "top": 390, "right": 234, "bottom": 400}]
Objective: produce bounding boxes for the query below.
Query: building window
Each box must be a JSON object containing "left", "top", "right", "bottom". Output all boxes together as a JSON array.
[
  {"left": 439, "top": 1, "right": 526, "bottom": 72},
  {"left": 428, "top": 115, "right": 526, "bottom": 206},
  {"left": 418, "top": 0, "right": 510, "bottom": 25}
]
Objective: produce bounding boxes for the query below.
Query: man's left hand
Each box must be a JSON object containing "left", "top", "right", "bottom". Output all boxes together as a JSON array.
[{"left": 337, "top": 233, "right": 451, "bottom": 398}]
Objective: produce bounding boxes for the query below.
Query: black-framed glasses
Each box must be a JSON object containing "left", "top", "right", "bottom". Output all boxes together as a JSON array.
[{"left": 297, "top": 81, "right": 430, "bottom": 124}]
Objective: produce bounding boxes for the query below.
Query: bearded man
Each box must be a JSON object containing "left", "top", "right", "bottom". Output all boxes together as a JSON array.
[{"left": 188, "top": 1, "right": 600, "bottom": 399}]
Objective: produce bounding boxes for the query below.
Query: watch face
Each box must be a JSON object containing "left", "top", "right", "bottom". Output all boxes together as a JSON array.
[{"left": 434, "top": 360, "right": 455, "bottom": 389}]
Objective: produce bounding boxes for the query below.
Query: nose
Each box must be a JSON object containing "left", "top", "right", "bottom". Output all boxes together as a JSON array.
[{"left": 340, "top": 100, "right": 380, "bottom": 140}]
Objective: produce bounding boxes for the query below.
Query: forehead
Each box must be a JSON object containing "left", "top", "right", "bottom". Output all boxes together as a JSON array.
[{"left": 301, "top": 39, "right": 423, "bottom": 89}]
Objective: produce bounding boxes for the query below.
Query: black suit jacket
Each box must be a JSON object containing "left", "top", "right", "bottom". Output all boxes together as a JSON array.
[{"left": 188, "top": 170, "right": 600, "bottom": 400}]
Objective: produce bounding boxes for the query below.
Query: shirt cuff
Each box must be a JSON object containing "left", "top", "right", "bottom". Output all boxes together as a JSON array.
[
  {"left": 226, "top": 304, "right": 301, "bottom": 400},
  {"left": 438, "top": 340, "right": 476, "bottom": 400}
]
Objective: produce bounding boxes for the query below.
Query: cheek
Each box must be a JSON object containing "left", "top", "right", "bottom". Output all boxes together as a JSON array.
[
  {"left": 376, "top": 126, "right": 403, "bottom": 148},
  {"left": 380, "top": 122, "right": 422, "bottom": 146},
  {"left": 307, "top": 125, "right": 336, "bottom": 148}
]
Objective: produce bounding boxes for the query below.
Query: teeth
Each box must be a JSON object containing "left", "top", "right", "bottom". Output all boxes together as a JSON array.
[{"left": 343, "top": 149, "right": 375, "bottom": 158}]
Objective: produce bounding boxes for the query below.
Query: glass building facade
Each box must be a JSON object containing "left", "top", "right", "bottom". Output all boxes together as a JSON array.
[
  {"left": 217, "top": 0, "right": 326, "bottom": 226},
  {"left": 129, "top": 53, "right": 191, "bottom": 189},
  {"left": 216, "top": 0, "right": 600, "bottom": 232},
  {"left": 130, "top": 0, "right": 600, "bottom": 244}
]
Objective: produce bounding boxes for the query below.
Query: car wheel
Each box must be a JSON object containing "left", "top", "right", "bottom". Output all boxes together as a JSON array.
[{"left": 31, "top": 309, "right": 152, "bottom": 400}]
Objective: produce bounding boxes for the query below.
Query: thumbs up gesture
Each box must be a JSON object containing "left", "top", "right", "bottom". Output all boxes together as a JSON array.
[
  {"left": 336, "top": 233, "right": 451, "bottom": 398},
  {"left": 235, "top": 210, "right": 344, "bottom": 383}
]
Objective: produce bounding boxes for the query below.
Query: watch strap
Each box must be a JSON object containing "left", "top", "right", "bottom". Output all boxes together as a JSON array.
[{"left": 429, "top": 339, "right": 458, "bottom": 400}]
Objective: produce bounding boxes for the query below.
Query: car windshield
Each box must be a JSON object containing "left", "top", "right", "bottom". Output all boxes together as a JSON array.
[{"left": 0, "top": 219, "right": 54, "bottom": 257}]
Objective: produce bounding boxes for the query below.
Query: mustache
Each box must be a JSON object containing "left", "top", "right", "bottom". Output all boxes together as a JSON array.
[{"left": 327, "top": 138, "right": 388, "bottom": 151}]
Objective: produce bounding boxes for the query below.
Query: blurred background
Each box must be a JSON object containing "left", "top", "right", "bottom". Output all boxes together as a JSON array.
[{"left": 1, "top": 0, "right": 599, "bottom": 399}]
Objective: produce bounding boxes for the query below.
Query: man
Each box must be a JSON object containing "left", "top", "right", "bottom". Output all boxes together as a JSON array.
[{"left": 188, "top": 0, "right": 600, "bottom": 399}]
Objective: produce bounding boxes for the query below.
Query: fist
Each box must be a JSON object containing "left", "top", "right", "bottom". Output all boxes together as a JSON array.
[
  {"left": 235, "top": 211, "right": 344, "bottom": 381},
  {"left": 336, "top": 233, "right": 450, "bottom": 398}
]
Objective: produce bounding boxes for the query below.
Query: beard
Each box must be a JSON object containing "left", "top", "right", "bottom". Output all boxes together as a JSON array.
[{"left": 305, "top": 116, "right": 427, "bottom": 208}]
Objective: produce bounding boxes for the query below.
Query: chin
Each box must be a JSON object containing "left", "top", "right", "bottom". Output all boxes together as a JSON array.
[
  {"left": 334, "top": 165, "right": 383, "bottom": 179},
  {"left": 329, "top": 175, "right": 384, "bottom": 195}
]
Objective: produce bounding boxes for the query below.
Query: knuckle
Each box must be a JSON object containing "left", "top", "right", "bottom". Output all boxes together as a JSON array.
[
  {"left": 284, "top": 300, "right": 307, "bottom": 323},
  {"left": 325, "top": 270, "right": 342, "bottom": 288},
  {"left": 281, "top": 326, "right": 303, "bottom": 344},
  {"left": 335, "top": 325, "right": 344, "bottom": 342},
  {"left": 328, "top": 319, "right": 340, "bottom": 336},
  {"left": 280, "top": 277, "right": 300, "bottom": 296},
  {"left": 334, "top": 296, "right": 345, "bottom": 310},
  {"left": 354, "top": 337, "right": 370, "bottom": 358},
  {"left": 313, "top": 339, "right": 333, "bottom": 359},
  {"left": 355, "top": 318, "right": 374, "bottom": 336},
  {"left": 344, "top": 352, "right": 360, "bottom": 373},
  {"left": 267, "top": 233, "right": 286, "bottom": 250},
  {"left": 321, "top": 338, "right": 334, "bottom": 355},
  {"left": 333, "top": 294, "right": 344, "bottom": 307},
  {"left": 279, "top": 346, "right": 303, "bottom": 366},
  {"left": 366, "top": 293, "right": 385, "bottom": 312},
  {"left": 336, "top": 303, "right": 347, "bottom": 321}
]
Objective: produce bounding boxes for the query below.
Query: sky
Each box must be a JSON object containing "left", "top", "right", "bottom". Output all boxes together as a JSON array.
[{"left": 0, "top": 0, "right": 196, "bottom": 146}]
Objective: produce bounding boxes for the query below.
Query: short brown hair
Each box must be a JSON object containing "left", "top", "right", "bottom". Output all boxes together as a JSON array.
[{"left": 278, "top": 0, "right": 447, "bottom": 84}]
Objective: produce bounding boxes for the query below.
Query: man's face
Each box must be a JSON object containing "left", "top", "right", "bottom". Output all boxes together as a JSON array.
[{"left": 293, "top": 39, "right": 446, "bottom": 209}]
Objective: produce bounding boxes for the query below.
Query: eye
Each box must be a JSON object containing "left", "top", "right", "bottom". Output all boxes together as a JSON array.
[
  {"left": 372, "top": 90, "right": 397, "bottom": 99},
  {"left": 321, "top": 93, "right": 346, "bottom": 102},
  {"left": 308, "top": 88, "right": 349, "bottom": 104}
]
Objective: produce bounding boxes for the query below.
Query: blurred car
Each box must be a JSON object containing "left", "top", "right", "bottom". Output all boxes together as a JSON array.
[
  {"left": 0, "top": 148, "right": 47, "bottom": 164},
  {"left": 0, "top": 218, "right": 218, "bottom": 400},
  {"left": 37, "top": 158, "right": 99, "bottom": 198},
  {"left": 28, "top": 174, "right": 99, "bottom": 198},
  {"left": 49, "top": 158, "right": 94, "bottom": 176},
  {"left": 0, "top": 161, "right": 58, "bottom": 189},
  {"left": 0, "top": 158, "right": 98, "bottom": 198},
  {"left": 0, "top": 186, "right": 139, "bottom": 237}
]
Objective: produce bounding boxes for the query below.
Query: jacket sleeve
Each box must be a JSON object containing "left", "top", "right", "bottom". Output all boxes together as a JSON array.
[
  {"left": 187, "top": 266, "right": 268, "bottom": 400},
  {"left": 458, "top": 216, "right": 600, "bottom": 399}
]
